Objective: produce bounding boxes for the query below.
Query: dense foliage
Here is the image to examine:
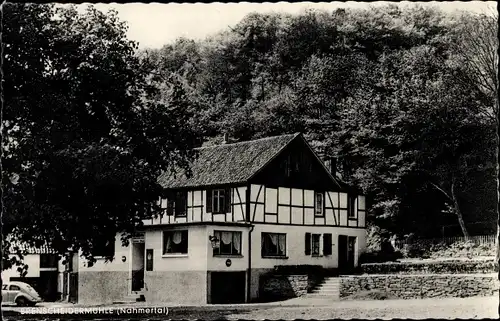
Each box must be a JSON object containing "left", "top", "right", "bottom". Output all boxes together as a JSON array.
[
  {"left": 2, "top": 4, "right": 497, "bottom": 269},
  {"left": 142, "top": 5, "right": 498, "bottom": 239}
]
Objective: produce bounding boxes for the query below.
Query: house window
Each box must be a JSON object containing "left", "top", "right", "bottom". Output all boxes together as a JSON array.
[
  {"left": 315, "top": 192, "right": 324, "bottom": 216},
  {"left": 212, "top": 189, "right": 226, "bottom": 214},
  {"left": 261, "top": 233, "right": 286, "bottom": 257},
  {"left": 213, "top": 231, "right": 242, "bottom": 256},
  {"left": 207, "top": 188, "right": 230, "bottom": 213},
  {"left": 40, "top": 254, "right": 58, "bottom": 268},
  {"left": 348, "top": 195, "right": 357, "bottom": 218},
  {"left": 93, "top": 237, "right": 115, "bottom": 258},
  {"left": 163, "top": 230, "right": 188, "bottom": 255},
  {"left": 311, "top": 234, "right": 321, "bottom": 256}
]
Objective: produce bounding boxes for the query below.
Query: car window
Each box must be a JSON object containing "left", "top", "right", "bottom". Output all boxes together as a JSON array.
[{"left": 9, "top": 285, "right": 21, "bottom": 291}]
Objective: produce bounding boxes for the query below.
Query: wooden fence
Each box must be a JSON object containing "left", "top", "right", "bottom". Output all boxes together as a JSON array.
[{"left": 393, "top": 234, "right": 496, "bottom": 250}]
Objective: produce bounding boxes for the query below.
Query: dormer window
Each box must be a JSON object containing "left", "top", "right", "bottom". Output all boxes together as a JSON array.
[
  {"left": 315, "top": 192, "right": 324, "bottom": 216},
  {"left": 348, "top": 195, "right": 357, "bottom": 218},
  {"left": 207, "top": 188, "right": 230, "bottom": 213}
]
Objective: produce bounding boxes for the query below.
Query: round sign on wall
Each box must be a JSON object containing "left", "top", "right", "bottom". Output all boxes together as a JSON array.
[{"left": 225, "top": 259, "right": 232, "bottom": 267}]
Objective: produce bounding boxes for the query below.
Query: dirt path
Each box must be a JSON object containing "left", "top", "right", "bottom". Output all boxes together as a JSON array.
[{"left": 225, "top": 296, "right": 498, "bottom": 320}]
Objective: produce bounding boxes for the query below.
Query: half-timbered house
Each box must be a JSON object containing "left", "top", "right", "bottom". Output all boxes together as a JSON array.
[{"left": 75, "top": 133, "right": 367, "bottom": 304}]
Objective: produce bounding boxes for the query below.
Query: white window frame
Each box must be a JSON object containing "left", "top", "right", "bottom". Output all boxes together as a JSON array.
[
  {"left": 311, "top": 234, "right": 321, "bottom": 256},
  {"left": 212, "top": 189, "right": 226, "bottom": 214},
  {"left": 348, "top": 196, "right": 357, "bottom": 218},
  {"left": 213, "top": 230, "right": 242, "bottom": 256},
  {"left": 261, "top": 233, "right": 287, "bottom": 258},
  {"left": 162, "top": 230, "right": 189, "bottom": 257},
  {"left": 315, "top": 192, "right": 324, "bottom": 216}
]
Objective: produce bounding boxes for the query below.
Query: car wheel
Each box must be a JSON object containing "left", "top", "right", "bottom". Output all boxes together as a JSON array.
[{"left": 15, "top": 297, "right": 27, "bottom": 307}]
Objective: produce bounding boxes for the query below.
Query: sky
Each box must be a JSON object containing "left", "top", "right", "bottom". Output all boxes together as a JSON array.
[{"left": 78, "top": 1, "right": 497, "bottom": 49}]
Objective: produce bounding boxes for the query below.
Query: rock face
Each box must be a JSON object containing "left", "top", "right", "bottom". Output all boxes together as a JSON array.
[
  {"left": 260, "top": 274, "right": 309, "bottom": 300},
  {"left": 340, "top": 274, "right": 499, "bottom": 299}
]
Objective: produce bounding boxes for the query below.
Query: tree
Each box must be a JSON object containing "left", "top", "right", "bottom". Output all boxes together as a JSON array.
[
  {"left": 141, "top": 5, "right": 497, "bottom": 241},
  {"left": 333, "top": 44, "right": 493, "bottom": 237},
  {"left": 2, "top": 4, "right": 202, "bottom": 269},
  {"left": 449, "top": 10, "right": 499, "bottom": 258}
]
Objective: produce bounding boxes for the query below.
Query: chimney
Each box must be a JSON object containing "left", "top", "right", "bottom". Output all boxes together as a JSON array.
[{"left": 327, "top": 156, "right": 337, "bottom": 177}]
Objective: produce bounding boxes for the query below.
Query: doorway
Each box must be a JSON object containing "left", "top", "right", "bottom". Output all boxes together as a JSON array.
[
  {"left": 210, "top": 272, "right": 246, "bottom": 304},
  {"left": 338, "top": 235, "right": 356, "bottom": 274},
  {"left": 131, "top": 241, "right": 145, "bottom": 292}
]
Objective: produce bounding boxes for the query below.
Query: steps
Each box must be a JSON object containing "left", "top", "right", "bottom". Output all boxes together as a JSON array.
[{"left": 308, "top": 277, "right": 340, "bottom": 299}]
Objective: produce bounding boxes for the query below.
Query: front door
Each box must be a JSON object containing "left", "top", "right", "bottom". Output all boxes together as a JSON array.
[
  {"left": 347, "top": 236, "right": 356, "bottom": 271},
  {"left": 338, "top": 235, "right": 357, "bottom": 274},
  {"left": 131, "top": 241, "right": 145, "bottom": 292}
]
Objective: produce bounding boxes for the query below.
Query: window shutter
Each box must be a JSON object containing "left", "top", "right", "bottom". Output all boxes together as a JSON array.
[
  {"left": 305, "top": 233, "right": 311, "bottom": 255},
  {"left": 166, "top": 199, "right": 174, "bottom": 216},
  {"left": 175, "top": 192, "right": 186, "bottom": 216},
  {"left": 206, "top": 189, "right": 213, "bottom": 213},
  {"left": 225, "top": 188, "right": 231, "bottom": 213},
  {"left": 323, "top": 233, "right": 332, "bottom": 256}
]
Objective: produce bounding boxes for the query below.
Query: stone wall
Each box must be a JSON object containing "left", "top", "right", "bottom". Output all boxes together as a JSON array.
[
  {"left": 340, "top": 274, "right": 498, "bottom": 299},
  {"left": 260, "top": 274, "right": 309, "bottom": 301}
]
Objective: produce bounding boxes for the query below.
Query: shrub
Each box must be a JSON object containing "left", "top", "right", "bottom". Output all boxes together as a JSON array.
[
  {"left": 273, "top": 265, "right": 324, "bottom": 275},
  {"left": 359, "top": 250, "right": 402, "bottom": 264},
  {"left": 366, "top": 225, "right": 384, "bottom": 253},
  {"left": 398, "top": 240, "right": 495, "bottom": 259},
  {"left": 361, "top": 260, "right": 498, "bottom": 274}
]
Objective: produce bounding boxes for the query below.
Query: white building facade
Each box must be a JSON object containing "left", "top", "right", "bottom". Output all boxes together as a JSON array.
[{"left": 76, "top": 133, "right": 367, "bottom": 304}]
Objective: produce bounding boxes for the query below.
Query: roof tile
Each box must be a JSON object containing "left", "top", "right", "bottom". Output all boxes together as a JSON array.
[{"left": 158, "top": 133, "right": 300, "bottom": 188}]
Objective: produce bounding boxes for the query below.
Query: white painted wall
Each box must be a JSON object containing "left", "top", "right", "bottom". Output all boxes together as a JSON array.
[
  {"left": 205, "top": 225, "right": 249, "bottom": 271},
  {"left": 78, "top": 234, "right": 129, "bottom": 272},
  {"left": 146, "top": 225, "right": 208, "bottom": 271},
  {"left": 143, "top": 187, "right": 247, "bottom": 226},
  {"left": 1, "top": 254, "right": 40, "bottom": 279},
  {"left": 250, "top": 224, "right": 366, "bottom": 268},
  {"left": 249, "top": 184, "right": 366, "bottom": 229}
]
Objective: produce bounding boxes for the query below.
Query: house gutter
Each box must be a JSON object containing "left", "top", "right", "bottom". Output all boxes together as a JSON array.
[{"left": 247, "top": 224, "right": 254, "bottom": 303}]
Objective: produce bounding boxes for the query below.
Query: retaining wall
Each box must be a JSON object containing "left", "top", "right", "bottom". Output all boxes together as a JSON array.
[
  {"left": 340, "top": 273, "right": 498, "bottom": 299},
  {"left": 260, "top": 274, "right": 310, "bottom": 300}
]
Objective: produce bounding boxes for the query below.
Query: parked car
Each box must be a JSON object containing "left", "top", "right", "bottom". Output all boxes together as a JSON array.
[{"left": 2, "top": 281, "right": 42, "bottom": 306}]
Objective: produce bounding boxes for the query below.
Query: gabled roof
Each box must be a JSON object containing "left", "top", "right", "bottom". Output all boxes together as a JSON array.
[{"left": 158, "top": 133, "right": 301, "bottom": 189}]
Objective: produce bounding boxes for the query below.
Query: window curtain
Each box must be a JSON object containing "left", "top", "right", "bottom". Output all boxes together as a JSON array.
[
  {"left": 221, "top": 232, "right": 232, "bottom": 245},
  {"left": 164, "top": 234, "right": 172, "bottom": 253},
  {"left": 278, "top": 235, "right": 286, "bottom": 255},
  {"left": 269, "top": 234, "right": 278, "bottom": 247},
  {"left": 172, "top": 231, "right": 182, "bottom": 244},
  {"left": 233, "top": 233, "right": 241, "bottom": 253}
]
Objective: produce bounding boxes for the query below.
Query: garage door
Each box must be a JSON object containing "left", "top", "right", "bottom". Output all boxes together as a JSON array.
[{"left": 210, "top": 272, "right": 245, "bottom": 304}]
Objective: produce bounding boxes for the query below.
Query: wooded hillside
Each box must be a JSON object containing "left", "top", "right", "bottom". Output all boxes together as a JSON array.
[{"left": 141, "top": 5, "right": 498, "bottom": 240}]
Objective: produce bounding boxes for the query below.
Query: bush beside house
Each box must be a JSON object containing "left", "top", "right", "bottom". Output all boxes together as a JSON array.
[{"left": 361, "top": 260, "right": 497, "bottom": 274}]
